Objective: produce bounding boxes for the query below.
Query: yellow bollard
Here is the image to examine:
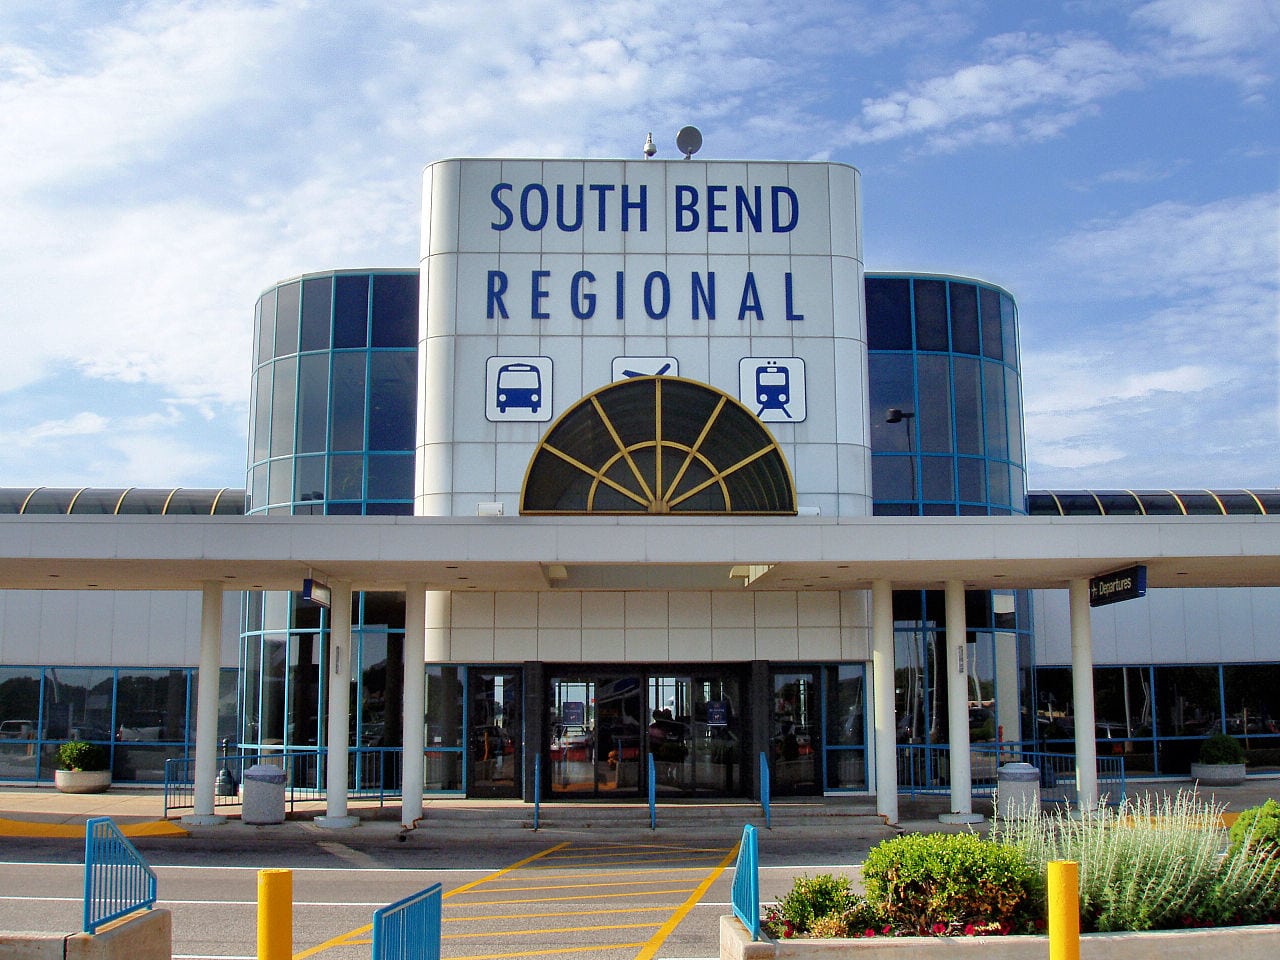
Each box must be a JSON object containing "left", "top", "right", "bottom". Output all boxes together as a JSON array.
[
  {"left": 1048, "top": 860, "right": 1080, "bottom": 960},
  {"left": 257, "top": 868, "right": 292, "bottom": 960}
]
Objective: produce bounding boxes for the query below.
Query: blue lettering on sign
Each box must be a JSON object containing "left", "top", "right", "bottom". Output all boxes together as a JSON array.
[
  {"left": 491, "top": 182, "right": 801, "bottom": 233},
  {"left": 571, "top": 270, "right": 596, "bottom": 319},
  {"left": 482, "top": 269, "right": 806, "bottom": 323}
]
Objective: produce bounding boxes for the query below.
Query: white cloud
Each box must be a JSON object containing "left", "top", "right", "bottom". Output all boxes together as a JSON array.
[
  {"left": 844, "top": 33, "right": 1141, "bottom": 149},
  {"left": 22, "top": 411, "right": 108, "bottom": 443}
]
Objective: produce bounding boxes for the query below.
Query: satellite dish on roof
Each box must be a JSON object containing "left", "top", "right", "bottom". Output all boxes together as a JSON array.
[{"left": 676, "top": 125, "right": 702, "bottom": 159}]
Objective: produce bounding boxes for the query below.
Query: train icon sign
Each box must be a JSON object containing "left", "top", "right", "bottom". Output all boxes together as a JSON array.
[
  {"left": 486, "top": 356, "right": 553, "bottom": 422},
  {"left": 739, "top": 357, "right": 806, "bottom": 422}
]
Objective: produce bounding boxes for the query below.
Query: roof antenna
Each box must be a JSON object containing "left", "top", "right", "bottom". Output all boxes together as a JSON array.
[{"left": 643, "top": 132, "right": 656, "bottom": 158}]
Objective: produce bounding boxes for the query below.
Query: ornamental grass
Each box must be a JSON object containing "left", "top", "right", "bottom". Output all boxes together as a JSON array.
[{"left": 990, "top": 790, "right": 1280, "bottom": 931}]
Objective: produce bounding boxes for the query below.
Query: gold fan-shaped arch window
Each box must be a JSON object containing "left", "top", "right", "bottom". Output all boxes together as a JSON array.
[{"left": 520, "top": 376, "right": 796, "bottom": 515}]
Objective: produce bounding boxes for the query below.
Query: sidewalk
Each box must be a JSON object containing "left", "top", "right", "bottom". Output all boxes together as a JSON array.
[{"left": 3, "top": 776, "right": 1277, "bottom": 842}]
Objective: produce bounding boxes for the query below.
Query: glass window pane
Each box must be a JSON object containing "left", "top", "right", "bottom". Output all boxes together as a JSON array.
[
  {"left": 913, "top": 279, "right": 948, "bottom": 351},
  {"left": 269, "top": 357, "right": 297, "bottom": 458},
  {"left": 42, "top": 668, "right": 114, "bottom": 742},
  {"left": 1155, "top": 666, "right": 1221, "bottom": 737},
  {"left": 328, "top": 454, "right": 363, "bottom": 501},
  {"left": 257, "top": 290, "right": 276, "bottom": 365},
  {"left": 274, "top": 282, "right": 300, "bottom": 357},
  {"left": 827, "top": 665, "right": 866, "bottom": 747},
  {"left": 368, "top": 352, "right": 417, "bottom": 451},
  {"left": 872, "top": 454, "right": 915, "bottom": 501},
  {"left": 921, "top": 455, "right": 954, "bottom": 501},
  {"left": 980, "top": 287, "right": 1003, "bottom": 360},
  {"left": 917, "top": 355, "right": 952, "bottom": 453},
  {"left": 1136, "top": 492, "right": 1183, "bottom": 515},
  {"left": 0, "top": 668, "right": 42, "bottom": 778},
  {"left": 425, "top": 666, "right": 463, "bottom": 749},
  {"left": 991, "top": 462, "right": 1014, "bottom": 508},
  {"left": 296, "top": 353, "right": 330, "bottom": 454},
  {"left": 949, "top": 282, "right": 979, "bottom": 355},
  {"left": 370, "top": 274, "right": 419, "bottom": 348},
  {"left": 865, "top": 278, "right": 913, "bottom": 350},
  {"left": 1095, "top": 491, "right": 1143, "bottom": 515},
  {"left": 252, "top": 370, "right": 272, "bottom": 464},
  {"left": 1175, "top": 492, "right": 1223, "bottom": 514},
  {"left": 1000, "top": 294, "right": 1017, "bottom": 362},
  {"left": 334, "top": 275, "right": 369, "bottom": 348},
  {"left": 268, "top": 458, "right": 293, "bottom": 507},
  {"left": 115, "top": 670, "right": 187, "bottom": 742},
  {"left": 366, "top": 454, "right": 413, "bottom": 501},
  {"left": 330, "top": 353, "right": 366, "bottom": 451},
  {"left": 983, "top": 361, "right": 1008, "bottom": 460},
  {"left": 958, "top": 457, "right": 985, "bottom": 503},
  {"left": 294, "top": 455, "right": 325, "bottom": 509},
  {"left": 300, "top": 276, "right": 332, "bottom": 352},
  {"left": 868, "top": 354, "right": 915, "bottom": 452},
  {"left": 1004, "top": 367, "right": 1023, "bottom": 466},
  {"left": 953, "top": 356, "right": 983, "bottom": 455}
]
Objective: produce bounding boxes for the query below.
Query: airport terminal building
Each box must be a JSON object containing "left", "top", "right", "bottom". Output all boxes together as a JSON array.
[{"left": 0, "top": 156, "right": 1276, "bottom": 820}]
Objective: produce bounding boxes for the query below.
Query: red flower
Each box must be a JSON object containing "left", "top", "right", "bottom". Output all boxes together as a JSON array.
[
  {"left": 864, "top": 928, "right": 876, "bottom": 938},
  {"left": 964, "top": 924, "right": 975, "bottom": 936},
  {"left": 932, "top": 923, "right": 947, "bottom": 935},
  {"left": 882, "top": 925, "right": 892, "bottom": 935}
]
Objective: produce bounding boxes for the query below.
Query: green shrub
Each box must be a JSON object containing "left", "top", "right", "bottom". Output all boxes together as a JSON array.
[
  {"left": 1229, "top": 799, "right": 1280, "bottom": 859},
  {"left": 992, "top": 791, "right": 1280, "bottom": 931},
  {"left": 57, "top": 740, "right": 108, "bottom": 772},
  {"left": 860, "top": 832, "right": 1041, "bottom": 934},
  {"left": 768, "top": 873, "right": 857, "bottom": 936},
  {"left": 1199, "top": 730, "right": 1246, "bottom": 765}
]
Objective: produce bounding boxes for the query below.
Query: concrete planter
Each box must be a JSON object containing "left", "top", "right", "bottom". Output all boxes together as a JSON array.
[
  {"left": 54, "top": 769, "right": 112, "bottom": 794},
  {"left": 1190, "top": 762, "right": 1246, "bottom": 786},
  {"left": 720, "top": 916, "right": 1280, "bottom": 960}
]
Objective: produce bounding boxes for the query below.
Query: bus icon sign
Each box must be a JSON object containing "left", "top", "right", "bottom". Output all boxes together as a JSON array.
[
  {"left": 739, "top": 357, "right": 805, "bottom": 423},
  {"left": 487, "top": 356, "right": 553, "bottom": 422}
]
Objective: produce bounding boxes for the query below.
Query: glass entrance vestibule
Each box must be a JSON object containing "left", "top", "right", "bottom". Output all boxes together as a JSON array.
[{"left": 435, "top": 662, "right": 868, "bottom": 801}]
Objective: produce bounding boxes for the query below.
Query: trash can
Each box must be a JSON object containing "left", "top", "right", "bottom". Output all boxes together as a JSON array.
[
  {"left": 242, "top": 763, "right": 287, "bottom": 825},
  {"left": 997, "top": 762, "right": 1041, "bottom": 818}
]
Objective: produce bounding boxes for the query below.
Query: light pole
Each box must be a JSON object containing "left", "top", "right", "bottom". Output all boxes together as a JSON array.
[{"left": 885, "top": 408, "right": 917, "bottom": 506}]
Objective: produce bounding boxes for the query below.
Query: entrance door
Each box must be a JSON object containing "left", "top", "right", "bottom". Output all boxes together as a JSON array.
[
  {"left": 549, "top": 675, "right": 644, "bottom": 797},
  {"left": 648, "top": 675, "right": 742, "bottom": 796},
  {"left": 770, "top": 669, "right": 822, "bottom": 795},
  {"left": 469, "top": 670, "right": 521, "bottom": 798}
]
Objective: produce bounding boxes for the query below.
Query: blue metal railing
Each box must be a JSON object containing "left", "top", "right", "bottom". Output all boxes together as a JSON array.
[
  {"left": 648, "top": 753, "right": 656, "bottom": 829},
  {"left": 372, "top": 882, "right": 442, "bottom": 960},
  {"left": 533, "top": 752, "right": 541, "bottom": 830},
  {"left": 83, "top": 817, "right": 157, "bottom": 934},
  {"left": 895, "top": 741, "right": 1126, "bottom": 806},
  {"left": 164, "top": 746, "right": 411, "bottom": 817},
  {"left": 731, "top": 823, "right": 760, "bottom": 941},
  {"left": 759, "top": 752, "right": 771, "bottom": 829}
]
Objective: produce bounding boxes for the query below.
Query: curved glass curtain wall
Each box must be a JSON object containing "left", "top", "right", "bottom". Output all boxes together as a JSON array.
[
  {"left": 865, "top": 274, "right": 1034, "bottom": 754},
  {"left": 866, "top": 273, "right": 1024, "bottom": 517},
  {"left": 242, "top": 271, "right": 420, "bottom": 756}
]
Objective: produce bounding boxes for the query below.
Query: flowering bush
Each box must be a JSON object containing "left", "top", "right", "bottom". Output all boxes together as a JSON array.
[{"left": 762, "top": 835, "right": 1040, "bottom": 939}]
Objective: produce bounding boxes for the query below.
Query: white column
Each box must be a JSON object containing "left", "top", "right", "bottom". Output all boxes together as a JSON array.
[
  {"left": 401, "top": 584, "right": 427, "bottom": 829},
  {"left": 184, "top": 582, "right": 225, "bottom": 825},
  {"left": 871, "top": 580, "right": 898, "bottom": 825},
  {"left": 1070, "top": 579, "right": 1099, "bottom": 811},
  {"left": 317, "top": 581, "right": 358, "bottom": 828},
  {"left": 943, "top": 580, "right": 980, "bottom": 821}
]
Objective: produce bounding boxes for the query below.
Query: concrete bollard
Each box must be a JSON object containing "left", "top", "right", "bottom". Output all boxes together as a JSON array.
[
  {"left": 1048, "top": 860, "right": 1080, "bottom": 960},
  {"left": 257, "top": 868, "right": 292, "bottom": 960}
]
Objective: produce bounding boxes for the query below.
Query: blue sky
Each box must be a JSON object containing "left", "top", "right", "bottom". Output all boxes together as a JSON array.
[{"left": 1, "top": 0, "right": 1276, "bottom": 492}]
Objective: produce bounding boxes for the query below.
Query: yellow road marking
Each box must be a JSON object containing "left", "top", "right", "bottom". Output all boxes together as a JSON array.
[
  {"left": 445, "top": 921, "right": 662, "bottom": 939},
  {"left": 292, "top": 841, "right": 568, "bottom": 959},
  {"left": 632, "top": 841, "right": 739, "bottom": 960},
  {"left": 474, "top": 876, "right": 713, "bottom": 893},
  {"left": 444, "top": 905, "right": 676, "bottom": 922},
  {"left": 454, "top": 887, "right": 698, "bottom": 906},
  {"left": 449, "top": 943, "right": 648, "bottom": 960}
]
